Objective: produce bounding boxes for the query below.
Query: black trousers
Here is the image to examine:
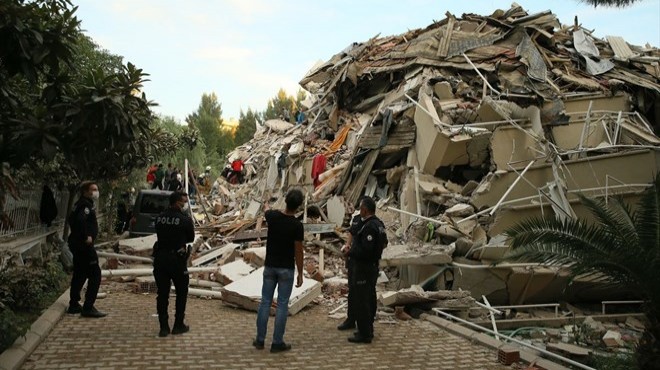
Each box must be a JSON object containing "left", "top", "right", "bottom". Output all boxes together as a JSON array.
[
  {"left": 69, "top": 245, "right": 101, "bottom": 310},
  {"left": 350, "top": 261, "right": 378, "bottom": 338},
  {"left": 345, "top": 257, "right": 355, "bottom": 324},
  {"left": 153, "top": 251, "right": 189, "bottom": 326}
]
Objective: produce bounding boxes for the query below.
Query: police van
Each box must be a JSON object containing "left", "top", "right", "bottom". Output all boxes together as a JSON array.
[{"left": 129, "top": 189, "right": 173, "bottom": 237}]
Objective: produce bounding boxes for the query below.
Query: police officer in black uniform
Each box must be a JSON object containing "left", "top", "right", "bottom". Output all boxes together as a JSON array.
[
  {"left": 337, "top": 213, "right": 363, "bottom": 331},
  {"left": 66, "top": 181, "right": 106, "bottom": 318},
  {"left": 347, "top": 196, "right": 387, "bottom": 344},
  {"left": 153, "top": 191, "right": 195, "bottom": 337}
]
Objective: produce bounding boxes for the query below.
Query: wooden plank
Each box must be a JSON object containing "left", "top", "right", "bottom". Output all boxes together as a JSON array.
[
  {"left": 231, "top": 228, "right": 268, "bottom": 242},
  {"left": 191, "top": 243, "right": 239, "bottom": 266},
  {"left": 345, "top": 149, "right": 380, "bottom": 206}
]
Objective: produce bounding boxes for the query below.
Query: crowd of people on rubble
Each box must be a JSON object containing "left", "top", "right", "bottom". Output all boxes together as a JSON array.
[
  {"left": 278, "top": 107, "right": 306, "bottom": 126},
  {"left": 145, "top": 159, "right": 249, "bottom": 191}
]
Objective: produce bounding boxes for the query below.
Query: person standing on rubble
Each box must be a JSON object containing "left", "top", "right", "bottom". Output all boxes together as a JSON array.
[
  {"left": 66, "top": 181, "right": 106, "bottom": 318},
  {"left": 346, "top": 196, "right": 387, "bottom": 344},
  {"left": 253, "top": 188, "right": 304, "bottom": 353},
  {"left": 153, "top": 191, "right": 195, "bottom": 337},
  {"left": 295, "top": 108, "right": 305, "bottom": 125}
]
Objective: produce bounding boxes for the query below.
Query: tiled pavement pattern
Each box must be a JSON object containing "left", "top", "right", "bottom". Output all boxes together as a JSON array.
[{"left": 22, "top": 283, "right": 508, "bottom": 369}]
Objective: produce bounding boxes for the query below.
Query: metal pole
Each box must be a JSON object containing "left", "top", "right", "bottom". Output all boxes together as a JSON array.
[
  {"left": 96, "top": 251, "right": 153, "bottom": 263},
  {"left": 430, "top": 308, "right": 596, "bottom": 370},
  {"left": 387, "top": 206, "right": 448, "bottom": 225},
  {"left": 489, "top": 160, "right": 535, "bottom": 216}
]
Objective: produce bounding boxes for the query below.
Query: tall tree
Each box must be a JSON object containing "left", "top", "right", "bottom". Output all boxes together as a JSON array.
[
  {"left": 235, "top": 108, "right": 259, "bottom": 145},
  {"left": 504, "top": 176, "right": 660, "bottom": 369},
  {"left": 263, "top": 88, "right": 297, "bottom": 121},
  {"left": 186, "top": 92, "right": 235, "bottom": 164}
]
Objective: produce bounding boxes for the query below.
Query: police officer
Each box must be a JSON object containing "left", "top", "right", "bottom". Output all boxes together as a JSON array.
[
  {"left": 337, "top": 213, "right": 362, "bottom": 331},
  {"left": 347, "top": 196, "right": 387, "bottom": 344},
  {"left": 67, "top": 181, "right": 106, "bottom": 318},
  {"left": 153, "top": 191, "right": 195, "bottom": 337}
]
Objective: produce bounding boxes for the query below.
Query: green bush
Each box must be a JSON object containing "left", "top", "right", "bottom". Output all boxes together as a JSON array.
[
  {"left": 0, "top": 259, "right": 66, "bottom": 310},
  {"left": 0, "top": 256, "right": 68, "bottom": 352},
  {"left": 589, "top": 353, "right": 639, "bottom": 370},
  {"left": 0, "top": 307, "right": 29, "bottom": 350}
]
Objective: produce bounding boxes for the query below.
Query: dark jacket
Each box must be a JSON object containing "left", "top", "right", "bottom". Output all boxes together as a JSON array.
[
  {"left": 39, "top": 185, "right": 58, "bottom": 227},
  {"left": 348, "top": 216, "right": 387, "bottom": 264},
  {"left": 68, "top": 196, "right": 98, "bottom": 247},
  {"left": 155, "top": 207, "right": 195, "bottom": 252}
]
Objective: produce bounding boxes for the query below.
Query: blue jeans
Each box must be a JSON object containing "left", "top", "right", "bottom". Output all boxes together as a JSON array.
[{"left": 256, "top": 266, "right": 295, "bottom": 344}]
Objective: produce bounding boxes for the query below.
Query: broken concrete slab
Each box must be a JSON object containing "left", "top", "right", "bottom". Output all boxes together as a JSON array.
[
  {"left": 326, "top": 195, "right": 346, "bottom": 227},
  {"left": 118, "top": 234, "right": 158, "bottom": 257},
  {"left": 380, "top": 285, "right": 471, "bottom": 306},
  {"left": 216, "top": 259, "right": 257, "bottom": 285},
  {"left": 242, "top": 247, "right": 266, "bottom": 267},
  {"left": 220, "top": 267, "right": 322, "bottom": 315},
  {"left": 380, "top": 244, "right": 454, "bottom": 267}
]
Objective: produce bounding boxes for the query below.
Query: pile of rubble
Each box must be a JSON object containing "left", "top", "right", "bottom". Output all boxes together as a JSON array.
[
  {"left": 99, "top": 5, "right": 659, "bottom": 325},
  {"left": 206, "top": 4, "right": 659, "bottom": 305}
]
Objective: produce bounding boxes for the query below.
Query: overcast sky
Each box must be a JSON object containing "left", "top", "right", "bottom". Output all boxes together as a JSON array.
[{"left": 74, "top": 0, "right": 660, "bottom": 122}]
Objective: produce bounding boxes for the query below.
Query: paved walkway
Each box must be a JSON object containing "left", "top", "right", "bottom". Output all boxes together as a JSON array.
[{"left": 22, "top": 283, "right": 507, "bottom": 369}]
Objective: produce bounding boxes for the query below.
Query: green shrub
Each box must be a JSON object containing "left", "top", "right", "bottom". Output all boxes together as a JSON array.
[
  {"left": 0, "top": 307, "right": 29, "bottom": 350},
  {"left": 0, "top": 256, "right": 68, "bottom": 352},
  {"left": 589, "top": 353, "right": 639, "bottom": 370}
]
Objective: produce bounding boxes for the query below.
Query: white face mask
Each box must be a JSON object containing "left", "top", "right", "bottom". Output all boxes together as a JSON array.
[
  {"left": 91, "top": 190, "right": 100, "bottom": 200},
  {"left": 181, "top": 203, "right": 189, "bottom": 212}
]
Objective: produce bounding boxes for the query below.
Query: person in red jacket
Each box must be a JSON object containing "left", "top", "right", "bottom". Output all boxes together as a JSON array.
[
  {"left": 229, "top": 159, "right": 244, "bottom": 184},
  {"left": 146, "top": 164, "right": 158, "bottom": 186}
]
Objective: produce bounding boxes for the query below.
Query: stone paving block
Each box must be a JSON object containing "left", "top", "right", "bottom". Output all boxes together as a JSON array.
[{"left": 20, "top": 285, "right": 508, "bottom": 369}]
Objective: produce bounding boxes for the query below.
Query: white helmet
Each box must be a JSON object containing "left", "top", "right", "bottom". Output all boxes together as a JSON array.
[{"left": 205, "top": 166, "right": 211, "bottom": 171}]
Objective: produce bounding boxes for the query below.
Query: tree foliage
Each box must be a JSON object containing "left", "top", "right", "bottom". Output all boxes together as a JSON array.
[
  {"left": 0, "top": 0, "right": 174, "bottom": 182},
  {"left": 580, "top": 0, "right": 642, "bottom": 7},
  {"left": 504, "top": 175, "right": 660, "bottom": 368},
  {"left": 235, "top": 108, "right": 259, "bottom": 146},
  {"left": 185, "top": 92, "right": 235, "bottom": 167},
  {"left": 263, "top": 88, "right": 304, "bottom": 122},
  {"left": 0, "top": 0, "right": 80, "bottom": 167}
]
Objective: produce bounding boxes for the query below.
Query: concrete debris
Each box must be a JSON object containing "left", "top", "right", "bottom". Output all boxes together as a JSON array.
[
  {"left": 602, "top": 330, "right": 625, "bottom": 347},
  {"left": 221, "top": 267, "right": 322, "bottom": 315},
  {"left": 379, "top": 285, "right": 473, "bottom": 307}
]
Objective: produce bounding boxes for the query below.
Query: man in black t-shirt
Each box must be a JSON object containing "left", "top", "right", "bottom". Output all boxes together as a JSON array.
[{"left": 254, "top": 189, "right": 304, "bottom": 353}]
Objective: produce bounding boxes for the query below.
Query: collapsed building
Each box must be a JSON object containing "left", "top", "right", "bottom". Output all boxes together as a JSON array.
[{"left": 216, "top": 4, "right": 659, "bottom": 306}]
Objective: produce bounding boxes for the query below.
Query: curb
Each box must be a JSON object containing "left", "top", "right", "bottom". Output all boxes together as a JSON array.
[
  {"left": 420, "top": 313, "right": 571, "bottom": 370},
  {"left": 0, "top": 289, "right": 69, "bottom": 370}
]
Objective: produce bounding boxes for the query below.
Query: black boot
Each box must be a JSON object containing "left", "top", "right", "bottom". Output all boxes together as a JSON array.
[
  {"left": 158, "top": 323, "right": 170, "bottom": 337},
  {"left": 158, "top": 315, "right": 170, "bottom": 337},
  {"left": 171, "top": 317, "right": 189, "bottom": 335}
]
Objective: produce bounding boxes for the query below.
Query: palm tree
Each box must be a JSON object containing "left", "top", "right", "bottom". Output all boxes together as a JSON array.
[{"left": 504, "top": 174, "right": 659, "bottom": 369}]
